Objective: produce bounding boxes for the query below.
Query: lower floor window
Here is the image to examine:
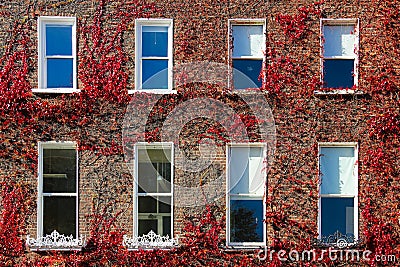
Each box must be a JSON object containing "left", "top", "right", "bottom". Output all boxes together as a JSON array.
[
  {"left": 135, "top": 143, "right": 174, "bottom": 238},
  {"left": 227, "top": 144, "right": 266, "bottom": 246},
  {"left": 319, "top": 143, "right": 358, "bottom": 240},
  {"left": 38, "top": 142, "right": 78, "bottom": 238}
]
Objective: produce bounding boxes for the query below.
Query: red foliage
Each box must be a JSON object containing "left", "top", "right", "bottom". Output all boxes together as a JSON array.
[
  {"left": 0, "top": 182, "right": 30, "bottom": 265},
  {"left": 0, "top": 0, "right": 399, "bottom": 266}
]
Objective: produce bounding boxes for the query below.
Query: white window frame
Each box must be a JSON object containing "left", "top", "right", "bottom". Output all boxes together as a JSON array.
[
  {"left": 317, "top": 18, "right": 359, "bottom": 95},
  {"left": 37, "top": 141, "right": 79, "bottom": 240},
  {"left": 228, "top": 19, "right": 266, "bottom": 91},
  {"left": 132, "top": 19, "right": 174, "bottom": 94},
  {"left": 133, "top": 142, "right": 174, "bottom": 239},
  {"left": 226, "top": 143, "right": 267, "bottom": 247},
  {"left": 35, "top": 16, "right": 78, "bottom": 93},
  {"left": 318, "top": 142, "right": 358, "bottom": 241}
]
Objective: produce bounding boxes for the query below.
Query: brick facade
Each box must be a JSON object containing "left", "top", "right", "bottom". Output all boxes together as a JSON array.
[{"left": 0, "top": 0, "right": 398, "bottom": 265}]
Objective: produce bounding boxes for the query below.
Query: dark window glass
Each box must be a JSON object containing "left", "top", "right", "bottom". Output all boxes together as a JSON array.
[
  {"left": 138, "top": 196, "right": 171, "bottom": 236},
  {"left": 321, "top": 197, "right": 354, "bottom": 237},
  {"left": 323, "top": 59, "right": 354, "bottom": 88},
  {"left": 46, "top": 25, "right": 72, "bottom": 56},
  {"left": 158, "top": 196, "right": 171, "bottom": 213},
  {"left": 230, "top": 199, "right": 263, "bottom": 242},
  {"left": 233, "top": 59, "right": 262, "bottom": 89},
  {"left": 47, "top": 58, "right": 73, "bottom": 88},
  {"left": 43, "top": 148, "right": 76, "bottom": 193},
  {"left": 43, "top": 196, "right": 76, "bottom": 237},
  {"left": 162, "top": 216, "right": 171, "bottom": 236},
  {"left": 138, "top": 219, "right": 158, "bottom": 236},
  {"left": 138, "top": 196, "right": 157, "bottom": 213}
]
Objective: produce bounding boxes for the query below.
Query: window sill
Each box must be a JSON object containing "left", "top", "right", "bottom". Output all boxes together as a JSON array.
[
  {"left": 32, "top": 88, "right": 80, "bottom": 94},
  {"left": 314, "top": 89, "right": 364, "bottom": 95},
  {"left": 231, "top": 87, "right": 265, "bottom": 94},
  {"left": 128, "top": 89, "right": 177, "bottom": 95},
  {"left": 28, "top": 246, "right": 83, "bottom": 252},
  {"left": 225, "top": 243, "right": 266, "bottom": 250},
  {"left": 123, "top": 231, "right": 178, "bottom": 250},
  {"left": 26, "top": 230, "right": 86, "bottom": 251}
]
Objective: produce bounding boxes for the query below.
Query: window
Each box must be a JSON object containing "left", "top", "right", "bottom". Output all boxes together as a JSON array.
[
  {"left": 230, "top": 20, "right": 265, "bottom": 90},
  {"left": 38, "top": 142, "right": 78, "bottom": 238},
  {"left": 134, "top": 143, "right": 173, "bottom": 238},
  {"left": 321, "top": 19, "right": 358, "bottom": 90},
  {"left": 318, "top": 143, "right": 358, "bottom": 240},
  {"left": 227, "top": 144, "right": 266, "bottom": 246},
  {"left": 36, "top": 16, "right": 77, "bottom": 93},
  {"left": 134, "top": 19, "right": 173, "bottom": 93}
]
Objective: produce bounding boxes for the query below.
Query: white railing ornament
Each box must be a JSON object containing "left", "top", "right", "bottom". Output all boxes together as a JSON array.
[
  {"left": 123, "top": 230, "right": 178, "bottom": 249},
  {"left": 26, "top": 230, "right": 86, "bottom": 251}
]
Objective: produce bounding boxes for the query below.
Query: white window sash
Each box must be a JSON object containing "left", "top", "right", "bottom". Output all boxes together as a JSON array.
[
  {"left": 317, "top": 142, "right": 358, "bottom": 240},
  {"left": 133, "top": 142, "right": 174, "bottom": 238},
  {"left": 318, "top": 18, "right": 359, "bottom": 93},
  {"left": 37, "top": 141, "right": 78, "bottom": 239},
  {"left": 35, "top": 16, "right": 77, "bottom": 93},
  {"left": 133, "top": 19, "right": 174, "bottom": 93},
  {"left": 228, "top": 19, "right": 266, "bottom": 90},
  {"left": 226, "top": 143, "right": 267, "bottom": 247}
]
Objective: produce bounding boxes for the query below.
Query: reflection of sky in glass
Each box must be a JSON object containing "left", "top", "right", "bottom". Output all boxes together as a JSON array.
[
  {"left": 321, "top": 197, "right": 354, "bottom": 236},
  {"left": 47, "top": 59, "right": 73, "bottom": 88},
  {"left": 142, "top": 26, "right": 168, "bottom": 57},
  {"left": 233, "top": 59, "right": 262, "bottom": 89},
  {"left": 232, "top": 25, "right": 263, "bottom": 57},
  {"left": 142, "top": 59, "right": 168, "bottom": 89},
  {"left": 323, "top": 25, "right": 355, "bottom": 57},
  {"left": 46, "top": 25, "right": 72, "bottom": 56},
  {"left": 231, "top": 199, "right": 263, "bottom": 242},
  {"left": 323, "top": 59, "right": 354, "bottom": 88}
]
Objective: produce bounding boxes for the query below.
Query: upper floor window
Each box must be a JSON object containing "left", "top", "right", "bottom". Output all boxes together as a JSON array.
[
  {"left": 36, "top": 17, "right": 77, "bottom": 93},
  {"left": 318, "top": 143, "right": 358, "bottom": 242},
  {"left": 230, "top": 20, "right": 265, "bottom": 90},
  {"left": 227, "top": 144, "right": 266, "bottom": 247},
  {"left": 133, "top": 19, "right": 173, "bottom": 93},
  {"left": 321, "top": 19, "right": 359, "bottom": 91},
  {"left": 37, "top": 142, "right": 78, "bottom": 239}
]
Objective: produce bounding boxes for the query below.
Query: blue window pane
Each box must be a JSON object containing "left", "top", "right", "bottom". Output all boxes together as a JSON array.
[
  {"left": 46, "top": 25, "right": 72, "bottom": 56},
  {"left": 323, "top": 59, "right": 354, "bottom": 88},
  {"left": 142, "top": 26, "right": 168, "bottom": 57},
  {"left": 47, "top": 58, "right": 73, "bottom": 88},
  {"left": 230, "top": 199, "right": 263, "bottom": 242},
  {"left": 321, "top": 197, "right": 354, "bottom": 237},
  {"left": 233, "top": 59, "right": 262, "bottom": 89},
  {"left": 142, "top": 59, "right": 168, "bottom": 89}
]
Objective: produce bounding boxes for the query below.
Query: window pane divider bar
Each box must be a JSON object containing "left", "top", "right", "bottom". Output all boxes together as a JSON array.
[
  {"left": 320, "top": 194, "right": 355, "bottom": 198},
  {"left": 232, "top": 56, "right": 263, "bottom": 59},
  {"left": 42, "top": 193, "right": 77, "bottom": 197},
  {"left": 45, "top": 55, "right": 73, "bottom": 58},
  {"left": 324, "top": 56, "right": 356, "bottom": 59},
  {"left": 229, "top": 193, "right": 263, "bottom": 197},
  {"left": 137, "top": 193, "right": 172, "bottom": 196},
  {"left": 142, "top": 57, "right": 169, "bottom": 60}
]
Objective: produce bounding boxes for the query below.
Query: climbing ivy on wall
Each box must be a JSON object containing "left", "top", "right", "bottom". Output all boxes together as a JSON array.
[{"left": 0, "top": 0, "right": 398, "bottom": 266}]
